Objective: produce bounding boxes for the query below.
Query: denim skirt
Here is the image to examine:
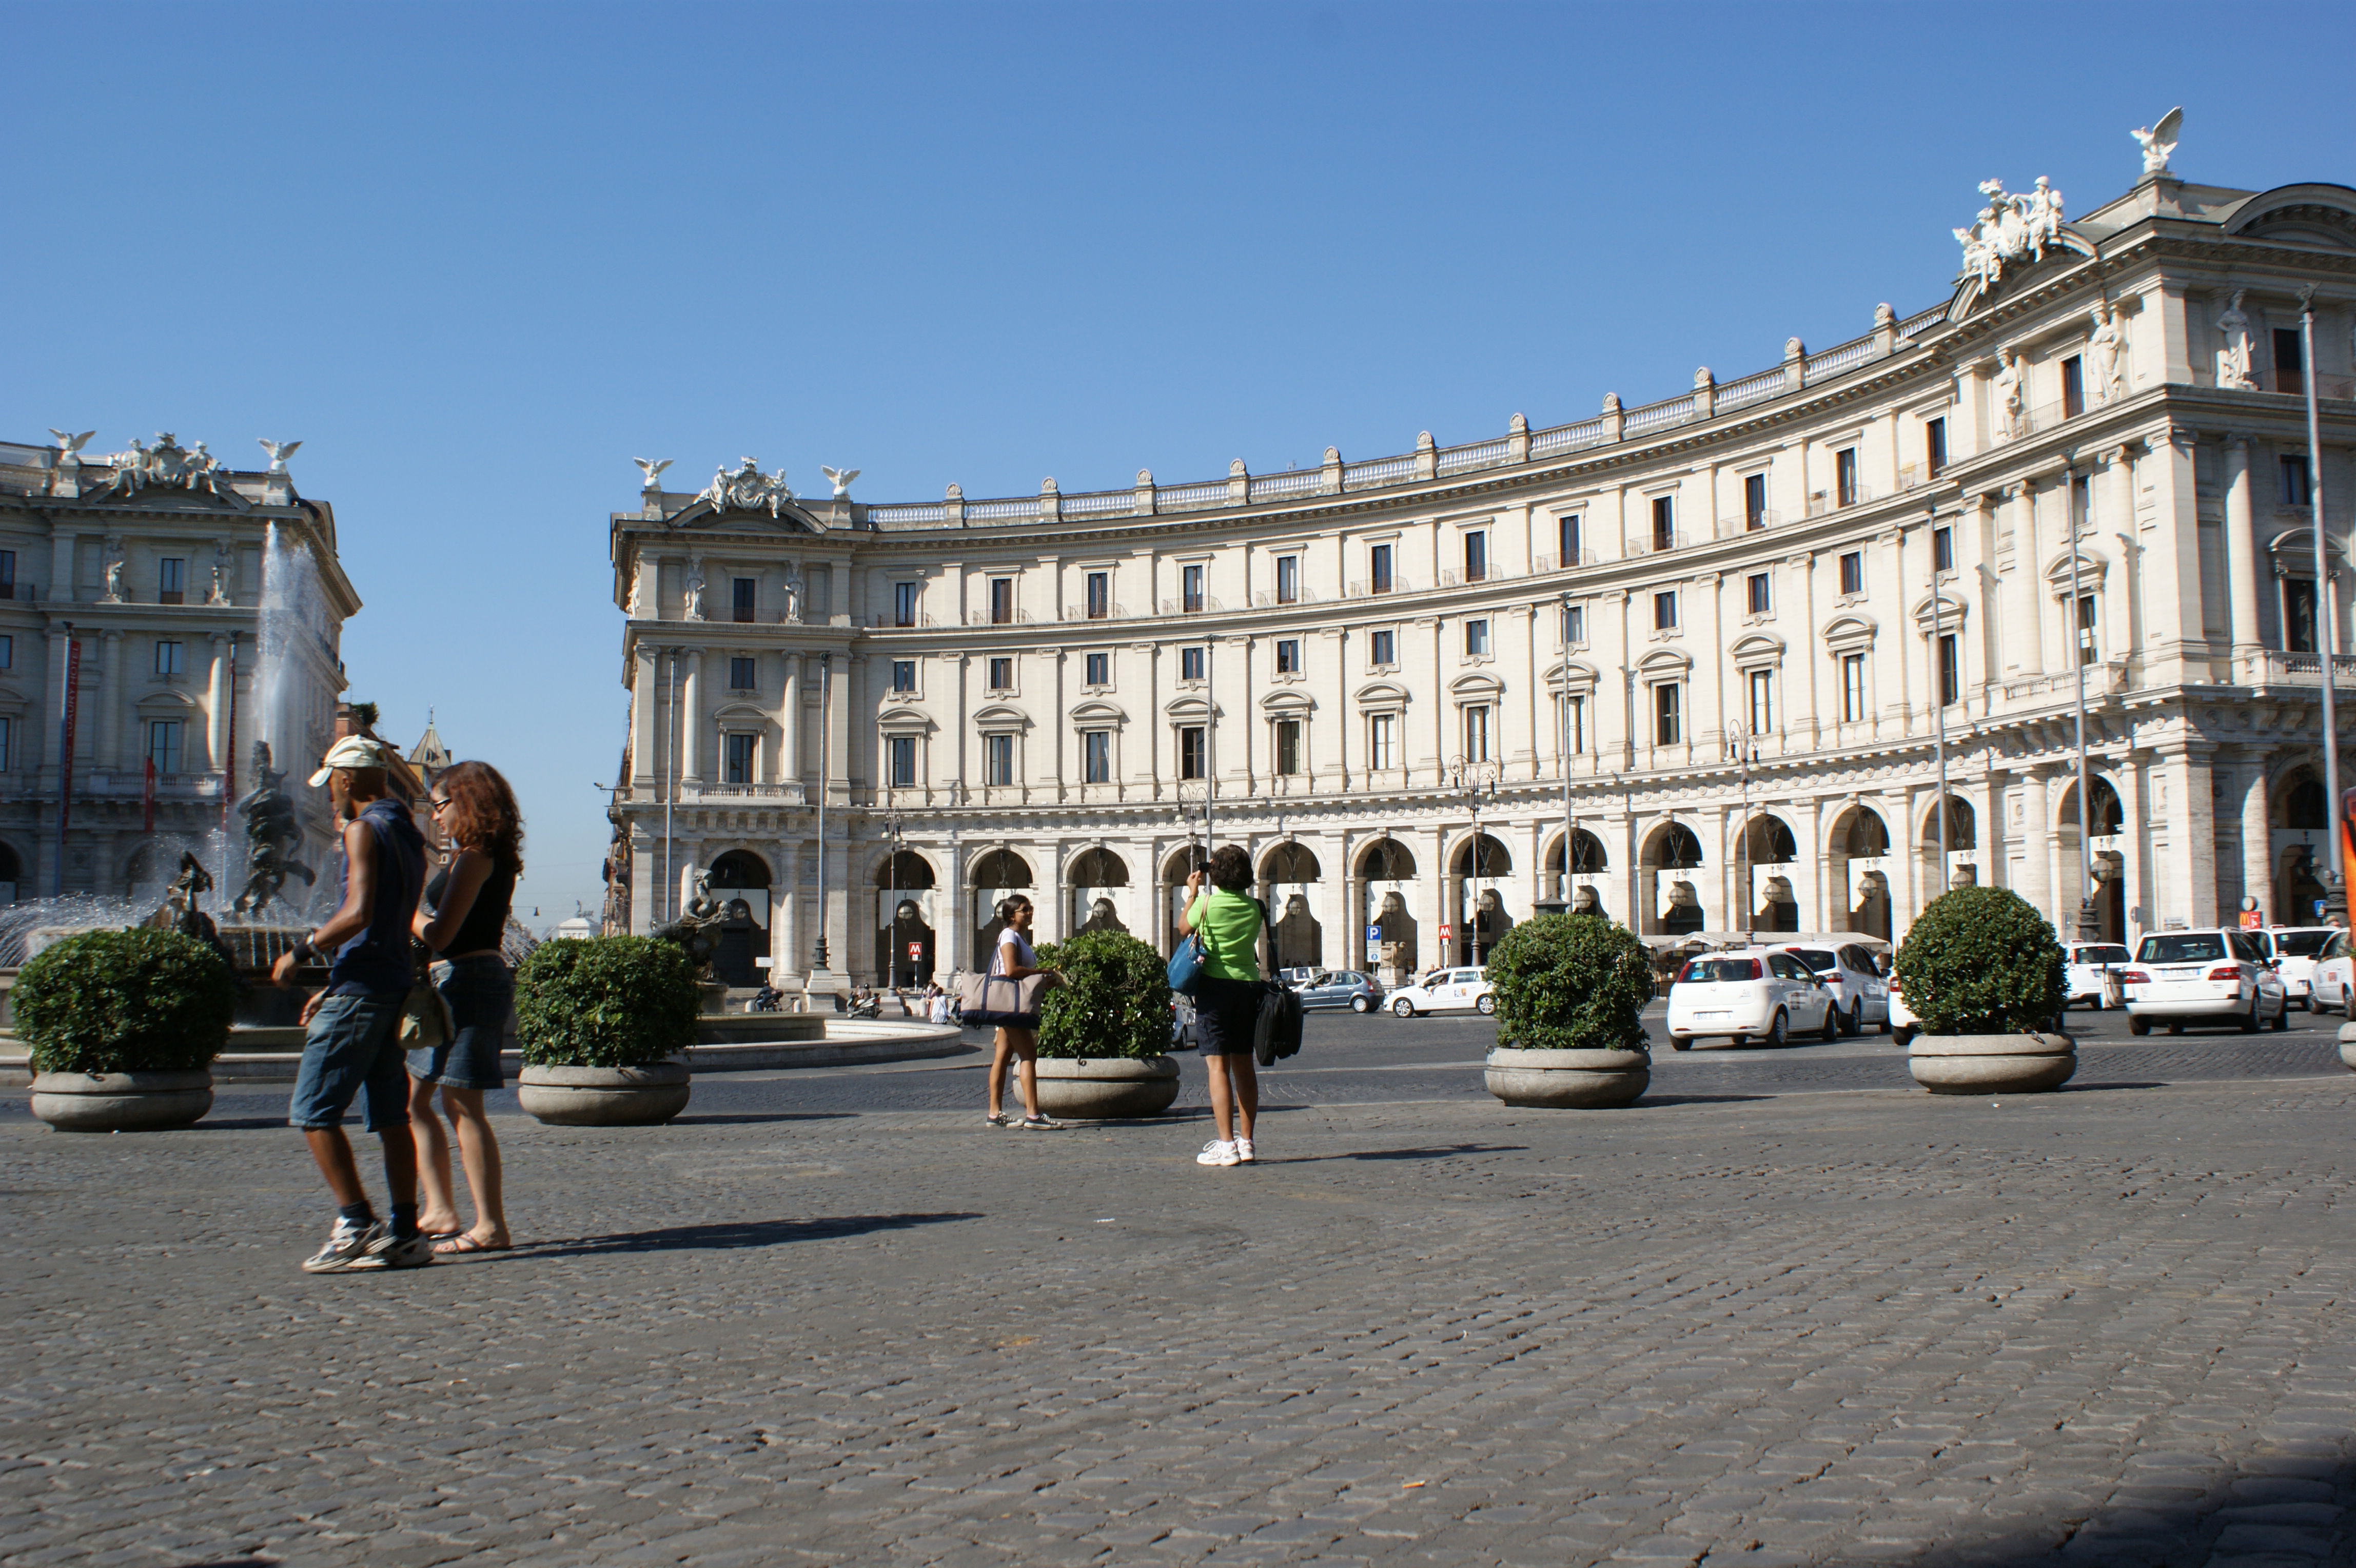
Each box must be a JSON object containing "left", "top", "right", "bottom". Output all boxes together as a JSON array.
[{"left": 406, "top": 954, "right": 514, "bottom": 1090}]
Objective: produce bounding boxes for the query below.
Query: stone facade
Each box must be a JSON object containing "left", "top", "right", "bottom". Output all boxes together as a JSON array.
[
  {"left": 607, "top": 155, "right": 2356, "bottom": 988},
  {"left": 0, "top": 438, "right": 356, "bottom": 903}
]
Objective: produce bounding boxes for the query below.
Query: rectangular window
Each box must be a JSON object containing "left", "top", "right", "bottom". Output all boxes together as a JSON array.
[
  {"left": 1182, "top": 563, "right": 1205, "bottom": 612},
  {"left": 1744, "top": 473, "right": 1768, "bottom": 530},
  {"left": 155, "top": 639, "right": 183, "bottom": 676},
  {"left": 1562, "top": 603, "right": 1584, "bottom": 644},
  {"left": 989, "top": 577, "right": 1013, "bottom": 625},
  {"left": 0, "top": 635, "right": 12, "bottom": 670},
  {"left": 1938, "top": 633, "right": 1960, "bottom": 705},
  {"left": 1841, "top": 653, "right": 1867, "bottom": 722},
  {"left": 1748, "top": 668, "right": 1774, "bottom": 735},
  {"left": 1180, "top": 645, "right": 1205, "bottom": 681},
  {"left": 1179, "top": 726, "right": 1206, "bottom": 780},
  {"left": 1926, "top": 417, "right": 1948, "bottom": 476},
  {"left": 1275, "top": 638, "right": 1302, "bottom": 675},
  {"left": 1463, "top": 531, "right": 1487, "bottom": 583},
  {"left": 2076, "top": 593, "right": 2099, "bottom": 664},
  {"left": 889, "top": 735, "right": 916, "bottom": 787},
  {"left": 158, "top": 558, "right": 184, "bottom": 605},
  {"left": 1563, "top": 694, "right": 1585, "bottom": 754},
  {"left": 1653, "top": 591, "right": 1678, "bottom": 631},
  {"left": 2286, "top": 579, "right": 2320, "bottom": 654},
  {"left": 1839, "top": 550, "right": 1864, "bottom": 596},
  {"left": 2061, "top": 355, "right": 2085, "bottom": 419},
  {"left": 1369, "top": 628, "right": 1396, "bottom": 667},
  {"left": 1558, "top": 514, "right": 1582, "bottom": 565},
  {"left": 891, "top": 659, "right": 917, "bottom": 693},
  {"left": 1464, "top": 618, "right": 1490, "bottom": 657},
  {"left": 732, "top": 578, "right": 756, "bottom": 623},
  {"left": 984, "top": 733, "right": 1015, "bottom": 786},
  {"left": 1463, "top": 704, "right": 1491, "bottom": 762},
  {"left": 729, "top": 656, "right": 756, "bottom": 690},
  {"left": 725, "top": 731, "right": 755, "bottom": 784},
  {"left": 1084, "top": 730, "right": 1111, "bottom": 783},
  {"left": 2282, "top": 454, "right": 2313, "bottom": 507},
  {"left": 1653, "top": 683, "right": 1681, "bottom": 747},
  {"left": 1086, "top": 571, "right": 1110, "bottom": 619},
  {"left": 1836, "top": 447, "right": 1859, "bottom": 507},
  {"left": 1367, "top": 713, "right": 1396, "bottom": 770},
  {"left": 1746, "top": 572, "right": 1771, "bottom": 615},
  {"left": 988, "top": 656, "right": 1013, "bottom": 690},
  {"left": 1275, "top": 555, "right": 1299, "bottom": 604},
  {"left": 1652, "top": 495, "right": 1676, "bottom": 550},
  {"left": 1933, "top": 525, "right": 1954, "bottom": 574},
  {"left": 2275, "top": 327, "right": 2307, "bottom": 396},
  {"left": 147, "top": 719, "right": 183, "bottom": 777},
  {"left": 1368, "top": 543, "right": 1393, "bottom": 595},
  {"left": 1085, "top": 651, "right": 1109, "bottom": 685},
  {"left": 0, "top": 550, "right": 15, "bottom": 600},
  {"left": 894, "top": 581, "right": 918, "bottom": 627},
  {"left": 1274, "top": 719, "right": 1302, "bottom": 775}
]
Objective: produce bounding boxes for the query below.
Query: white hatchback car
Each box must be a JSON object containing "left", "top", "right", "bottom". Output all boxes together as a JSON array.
[
  {"left": 2312, "top": 932, "right": 2352, "bottom": 1014},
  {"left": 1665, "top": 948, "right": 1838, "bottom": 1050},
  {"left": 2120, "top": 928, "right": 2290, "bottom": 1034},
  {"left": 2063, "top": 942, "right": 2134, "bottom": 1009},
  {"left": 2257, "top": 927, "right": 2342, "bottom": 1009},
  {"left": 1389, "top": 966, "right": 1494, "bottom": 1017},
  {"left": 1763, "top": 942, "right": 1890, "bottom": 1036}
]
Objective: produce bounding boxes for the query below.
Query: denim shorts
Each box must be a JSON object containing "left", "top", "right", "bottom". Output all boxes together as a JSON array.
[
  {"left": 287, "top": 991, "right": 410, "bottom": 1131},
  {"left": 407, "top": 955, "right": 513, "bottom": 1090},
  {"left": 1194, "top": 975, "right": 1264, "bottom": 1057}
]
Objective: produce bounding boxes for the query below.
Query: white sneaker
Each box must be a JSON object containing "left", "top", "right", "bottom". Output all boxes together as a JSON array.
[
  {"left": 1235, "top": 1137, "right": 1256, "bottom": 1164},
  {"left": 1196, "top": 1140, "right": 1240, "bottom": 1167},
  {"left": 300, "top": 1219, "right": 388, "bottom": 1274}
]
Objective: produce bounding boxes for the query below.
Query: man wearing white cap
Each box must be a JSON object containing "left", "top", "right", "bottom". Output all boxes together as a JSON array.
[{"left": 272, "top": 736, "right": 432, "bottom": 1272}]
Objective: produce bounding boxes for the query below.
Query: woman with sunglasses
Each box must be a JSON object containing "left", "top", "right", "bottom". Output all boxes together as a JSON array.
[{"left": 406, "top": 760, "right": 523, "bottom": 1253}]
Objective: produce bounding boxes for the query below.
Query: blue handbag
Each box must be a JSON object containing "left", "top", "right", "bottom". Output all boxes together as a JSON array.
[{"left": 1167, "top": 932, "right": 1207, "bottom": 997}]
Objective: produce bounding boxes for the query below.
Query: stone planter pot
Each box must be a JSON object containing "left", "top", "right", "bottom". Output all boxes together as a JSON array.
[
  {"left": 1908, "top": 1033, "right": 2075, "bottom": 1095},
  {"left": 30, "top": 1069, "right": 213, "bottom": 1132},
  {"left": 2338, "top": 1022, "right": 2356, "bottom": 1072},
  {"left": 517, "top": 1062, "right": 691, "bottom": 1126},
  {"left": 1030, "top": 1055, "right": 1181, "bottom": 1119},
  {"left": 1484, "top": 1047, "right": 1648, "bottom": 1109}
]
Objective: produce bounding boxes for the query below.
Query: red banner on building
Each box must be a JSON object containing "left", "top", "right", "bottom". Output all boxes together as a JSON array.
[
  {"left": 143, "top": 757, "right": 157, "bottom": 835},
  {"left": 54, "top": 632, "right": 79, "bottom": 894}
]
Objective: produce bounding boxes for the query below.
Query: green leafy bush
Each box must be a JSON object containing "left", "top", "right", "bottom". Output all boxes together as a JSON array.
[
  {"left": 515, "top": 935, "right": 698, "bottom": 1068},
  {"left": 1033, "top": 930, "right": 1172, "bottom": 1060},
  {"left": 1894, "top": 885, "right": 2066, "bottom": 1034},
  {"left": 15, "top": 928, "right": 236, "bottom": 1074},
  {"left": 1486, "top": 914, "right": 1652, "bottom": 1052}
]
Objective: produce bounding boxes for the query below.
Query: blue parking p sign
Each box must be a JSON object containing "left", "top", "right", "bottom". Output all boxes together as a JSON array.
[{"left": 1366, "top": 924, "right": 1383, "bottom": 942}]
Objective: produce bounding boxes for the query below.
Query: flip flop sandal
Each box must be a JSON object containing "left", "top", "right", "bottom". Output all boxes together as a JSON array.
[{"left": 433, "top": 1233, "right": 510, "bottom": 1255}]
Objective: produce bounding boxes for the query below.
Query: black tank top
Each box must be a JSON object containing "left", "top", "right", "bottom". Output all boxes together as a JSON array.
[{"left": 424, "top": 857, "right": 516, "bottom": 956}]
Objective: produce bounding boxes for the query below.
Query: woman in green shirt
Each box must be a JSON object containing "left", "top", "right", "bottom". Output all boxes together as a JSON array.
[{"left": 1178, "top": 843, "right": 1265, "bottom": 1166}]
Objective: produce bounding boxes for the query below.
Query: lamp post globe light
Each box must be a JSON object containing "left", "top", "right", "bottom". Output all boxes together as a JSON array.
[{"left": 1449, "top": 758, "right": 1502, "bottom": 965}]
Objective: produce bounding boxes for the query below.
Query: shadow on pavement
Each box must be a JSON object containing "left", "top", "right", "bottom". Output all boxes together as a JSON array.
[
  {"left": 1278, "top": 1144, "right": 1528, "bottom": 1164},
  {"left": 1635, "top": 1094, "right": 1775, "bottom": 1107},
  {"left": 668, "top": 1112, "right": 860, "bottom": 1125},
  {"left": 512, "top": 1211, "right": 981, "bottom": 1260},
  {"left": 2059, "top": 1081, "right": 2167, "bottom": 1092}
]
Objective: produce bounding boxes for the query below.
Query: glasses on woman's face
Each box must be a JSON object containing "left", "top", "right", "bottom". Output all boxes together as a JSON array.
[{"left": 430, "top": 797, "right": 451, "bottom": 812}]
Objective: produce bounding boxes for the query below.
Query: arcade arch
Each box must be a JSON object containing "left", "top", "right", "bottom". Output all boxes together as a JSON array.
[
  {"left": 1544, "top": 828, "right": 1611, "bottom": 918},
  {"left": 872, "top": 850, "right": 937, "bottom": 988},
  {"left": 970, "top": 847, "right": 1034, "bottom": 963},
  {"left": 705, "top": 850, "right": 772, "bottom": 987},
  {"left": 1259, "top": 841, "right": 1323, "bottom": 972},
  {"left": 1355, "top": 837, "right": 1420, "bottom": 980},
  {"left": 1734, "top": 814, "right": 1799, "bottom": 932},
  {"left": 1827, "top": 805, "right": 1891, "bottom": 939},
  {"left": 1642, "top": 821, "right": 1706, "bottom": 936},
  {"left": 1448, "top": 833, "right": 1513, "bottom": 964},
  {"left": 2056, "top": 777, "right": 2126, "bottom": 942},
  {"left": 1067, "top": 846, "right": 1131, "bottom": 940}
]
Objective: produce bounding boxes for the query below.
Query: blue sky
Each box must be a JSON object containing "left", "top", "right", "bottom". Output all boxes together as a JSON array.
[{"left": 4, "top": 0, "right": 2349, "bottom": 923}]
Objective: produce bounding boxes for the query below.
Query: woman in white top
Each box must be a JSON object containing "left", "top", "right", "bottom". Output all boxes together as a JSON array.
[{"left": 984, "top": 895, "right": 1062, "bottom": 1129}]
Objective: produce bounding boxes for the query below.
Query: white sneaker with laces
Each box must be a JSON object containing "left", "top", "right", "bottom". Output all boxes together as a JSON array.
[
  {"left": 1196, "top": 1139, "right": 1240, "bottom": 1167},
  {"left": 1235, "top": 1137, "right": 1256, "bottom": 1164},
  {"left": 300, "top": 1219, "right": 388, "bottom": 1274}
]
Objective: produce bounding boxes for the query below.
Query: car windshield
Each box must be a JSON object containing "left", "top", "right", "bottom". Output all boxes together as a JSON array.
[
  {"left": 2076, "top": 946, "right": 2131, "bottom": 965},
  {"left": 1679, "top": 957, "right": 1762, "bottom": 984},
  {"left": 2272, "top": 930, "right": 2337, "bottom": 958},
  {"left": 2137, "top": 934, "right": 2226, "bottom": 964},
  {"left": 1792, "top": 949, "right": 1838, "bottom": 972}
]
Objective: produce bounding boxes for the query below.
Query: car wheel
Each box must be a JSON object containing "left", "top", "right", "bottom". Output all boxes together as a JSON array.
[
  {"left": 2129, "top": 1015, "right": 2151, "bottom": 1036},
  {"left": 1818, "top": 1004, "right": 1840, "bottom": 1043},
  {"left": 1840, "top": 1001, "right": 1862, "bottom": 1038},
  {"left": 1877, "top": 1015, "right": 1890, "bottom": 1036},
  {"left": 1893, "top": 1024, "right": 1917, "bottom": 1048},
  {"left": 2242, "top": 995, "right": 2263, "bottom": 1034},
  {"left": 1671, "top": 1037, "right": 1692, "bottom": 1051},
  {"left": 2167, "top": 1021, "right": 2185, "bottom": 1035},
  {"left": 1391, "top": 997, "right": 1416, "bottom": 1018},
  {"left": 1350, "top": 995, "right": 1371, "bottom": 1013},
  {"left": 2272, "top": 995, "right": 2292, "bottom": 1031},
  {"left": 1475, "top": 994, "right": 1496, "bottom": 1016},
  {"left": 1762, "top": 1009, "right": 1787, "bottom": 1049}
]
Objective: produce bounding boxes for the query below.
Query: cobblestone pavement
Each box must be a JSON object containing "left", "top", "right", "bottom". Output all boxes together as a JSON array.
[{"left": 7, "top": 1012, "right": 2356, "bottom": 1566}]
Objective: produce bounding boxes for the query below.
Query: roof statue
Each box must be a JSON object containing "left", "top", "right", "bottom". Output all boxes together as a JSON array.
[
  {"left": 821, "top": 465, "right": 860, "bottom": 498},
  {"left": 48, "top": 429, "right": 94, "bottom": 463},
  {"left": 1953, "top": 177, "right": 2065, "bottom": 288},
  {"left": 2132, "top": 108, "right": 2182, "bottom": 177},
  {"left": 634, "top": 457, "right": 671, "bottom": 491},
  {"left": 257, "top": 438, "right": 301, "bottom": 474},
  {"left": 699, "top": 457, "right": 794, "bottom": 518}
]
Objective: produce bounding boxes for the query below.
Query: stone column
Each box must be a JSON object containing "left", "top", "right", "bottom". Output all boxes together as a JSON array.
[
  {"left": 97, "top": 630, "right": 123, "bottom": 773},
  {"left": 2224, "top": 436, "right": 2262, "bottom": 675},
  {"left": 206, "top": 634, "right": 232, "bottom": 778},
  {"left": 775, "top": 841, "right": 801, "bottom": 983},
  {"left": 2020, "top": 769, "right": 2054, "bottom": 928},
  {"left": 2006, "top": 484, "right": 2043, "bottom": 677},
  {"left": 825, "top": 654, "right": 851, "bottom": 807},
  {"left": 679, "top": 650, "right": 703, "bottom": 785},
  {"left": 2102, "top": 444, "right": 2139, "bottom": 665},
  {"left": 944, "top": 837, "right": 966, "bottom": 976},
  {"left": 778, "top": 653, "right": 802, "bottom": 790},
  {"left": 630, "top": 646, "right": 658, "bottom": 788},
  {"left": 2240, "top": 757, "right": 2274, "bottom": 923}
]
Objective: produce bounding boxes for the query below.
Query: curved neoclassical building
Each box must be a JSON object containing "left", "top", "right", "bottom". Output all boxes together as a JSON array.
[{"left": 607, "top": 143, "right": 2355, "bottom": 990}]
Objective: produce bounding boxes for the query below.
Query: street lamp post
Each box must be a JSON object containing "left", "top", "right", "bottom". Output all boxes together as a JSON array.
[
  {"left": 1928, "top": 515, "right": 1954, "bottom": 905},
  {"left": 1450, "top": 758, "right": 1501, "bottom": 964},
  {"left": 2299, "top": 285, "right": 2347, "bottom": 927},
  {"left": 882, "top": 798, "right": 905, "bottom": 989},
  {"left": 2065, "top": 474, "right": 2099, "bottom": 940},
  {"left": 813, "top": 653, "right": 832, "bottom": 974},
  {"left": 1730, "top": 724, "right": 1758, "bottom": 943},
  {"left": 1558, "top": 592, "right": 1576, "bottom": 910},
  {"left": 661, "top": 647, "right": 681, "bottom": 924}
]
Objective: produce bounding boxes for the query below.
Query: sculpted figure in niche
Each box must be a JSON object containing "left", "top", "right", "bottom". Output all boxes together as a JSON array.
[
  {"left": 683, "top": 573, "right": 706, "bottom": 621},
  {"left": 2215, "top": 289, "right": 2255, "bottom": 389},
  {"left": 102, "top": 557, "right": 125, "bottom": 602},
  {"left": 207, "top": 563, "right": 231, "bottom": 606},
  {"left": 1994, "top": 351, "right": 2027, "bottom": 438},
  {"left": 2088, "top": 304, "right": 2127, "bottom": 403}
]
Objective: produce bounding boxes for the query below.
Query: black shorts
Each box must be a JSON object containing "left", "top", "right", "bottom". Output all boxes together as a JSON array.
[{"left": 1194, "top": 976, "right": 1263, "bottom": 1057}]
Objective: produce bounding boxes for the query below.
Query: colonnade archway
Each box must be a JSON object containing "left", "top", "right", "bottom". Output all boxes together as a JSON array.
[
  {"left": 1356, "top": 837, "right": 1419, "bottom": 980},
  {"left": 1734, "top": 815, "right": 1799, "bottom": 932},
  {"left": 970, "top": 847, "right": 1033, "bottom": 965},
  {"left": 1068, "top": 846, "right": 1131, "bottom": 940},
  {"left": 2056, "top": 778, "right": 2126, "bottom": 942},
  {"left": 1259, "top": 841, "right": 1323, "bottom": 972},
  {"left": 872, "top": 849, "right": 936, "bottom": 987},
  {"left": 1828, "top": 807, "right": 1891, "bottom": 939},
  {"left": 1918, "top": 794, "right": 1979, "bottom": 895},
  {"left": 706, "top": 850, "right": 772, "bottom": 987},
  {"left": 1544, "top": 829, "right": 1611, "bottom": 918},
  {"left": 1642, "top": 822, "right": 1706, "bottom": 935}
]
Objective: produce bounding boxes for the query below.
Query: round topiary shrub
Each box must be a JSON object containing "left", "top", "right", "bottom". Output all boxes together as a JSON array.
[
  {"left": 14, "top": 928, "right": 237, "bottom": 1074},
  {"left": 1894, "top": 885, "right": 2066, "bottom": 1034},
  {"left": 1033, "top": 930, "right": 1172, "bottom": 1060},
  {"left": 1486, "top": 913, "right": 1653, "bottom": 1053},
  {"left": 515, "top": 935, "right": 699, "bottom": 1068}
]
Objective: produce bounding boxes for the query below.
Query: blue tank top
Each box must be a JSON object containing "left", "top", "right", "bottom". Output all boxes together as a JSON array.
[{"left": 327, "top": 799, "right": 427, "bottom": 997}]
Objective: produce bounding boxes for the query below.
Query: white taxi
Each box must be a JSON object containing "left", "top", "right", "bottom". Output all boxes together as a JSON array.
[
  {"left": 2119, "top": 928, "right": 2290, "bottom": 1034},
  {"left": 2257, "top": 926, "right": 2342, "bottom": 1009},
  {"left": 1389, "top": 966, "right": 1494, "bottom": 1017},
  {"left": 2312, "top": 932, "right": 2351, "bottom": 1014},
  {"left": 1763, "top": 942, "right": 1890, "bottom": 1036},
  {"left": 2063, "top": 942, "right": 2133, "bottom": 1009},
  {"left": 1665, "top": 948, "right": 1838, "bottom": 1050}
]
